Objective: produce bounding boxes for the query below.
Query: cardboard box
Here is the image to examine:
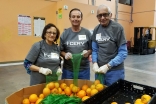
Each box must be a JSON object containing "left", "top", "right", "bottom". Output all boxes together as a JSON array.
[{"left": 5, "top": 79, "right": 94, "bottom": 104}]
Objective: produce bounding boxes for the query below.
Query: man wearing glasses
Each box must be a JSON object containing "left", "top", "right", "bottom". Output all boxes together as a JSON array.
[{"left": 91, "top": 5, "right": 128, "bottom": 86}]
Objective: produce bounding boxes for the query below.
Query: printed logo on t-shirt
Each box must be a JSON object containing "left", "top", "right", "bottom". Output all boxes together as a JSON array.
[
  {"left": 66, "top": 41, "right": 85, "bottom": 46},
  {"left": 44, "top": 52, "right": 59, "bottom": 59},
  {"left": 96, "top": 35, "right": 110, "bottom": 42},
  {"left": 96, "top": 33, "right": 101, "bottom": 40}
]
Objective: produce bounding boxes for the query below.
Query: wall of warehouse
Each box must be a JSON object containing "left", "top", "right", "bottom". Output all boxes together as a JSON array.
[
  {"left": 0, "top": 0, "right": 156, "bottom": 62},
  {"left": 56, "top": 0, "right": 98, "bottom": 33},
  {"left": 69, "top": 0, "right": 90, "bottom": 5},
  {"left": 0, "top": 0, "right": 57, "bottom": 62}
]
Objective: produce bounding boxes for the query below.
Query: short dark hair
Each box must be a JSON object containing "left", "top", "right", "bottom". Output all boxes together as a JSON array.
[
  {"left": 41, "top": 23, "right": 60, "bottom": 43},
  {"left": 69, "top": 8, "right": 83, "bottom": 18}
]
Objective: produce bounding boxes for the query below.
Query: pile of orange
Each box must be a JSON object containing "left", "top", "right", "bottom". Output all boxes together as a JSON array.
[
  {"left": 134, "top": 94, "right": 151, "bottom": 104},
  {"left": 22, "top": 93, "right": 44, "bottom": 104},
  {"left": 22, "top": 80, "right": 105, "bottom": 104},
  {"left": 110, "top": 94, "right": 151, "bottom": 104}
]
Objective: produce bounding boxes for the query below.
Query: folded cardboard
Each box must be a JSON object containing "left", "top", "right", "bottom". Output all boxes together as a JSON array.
[{"left": 5, "top": 79, "right": 94, "bottom": 104}]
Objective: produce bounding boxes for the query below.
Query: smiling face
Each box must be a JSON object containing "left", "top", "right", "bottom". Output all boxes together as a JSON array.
[
  {"left": 69, "top": 10, "right": 82, "bottom": 27},
  {"left": 97, "top": 7, "right": 112, "bottom": 27},
  {"left": 45, "top": 27, "right": 57, "bottom": 45}
]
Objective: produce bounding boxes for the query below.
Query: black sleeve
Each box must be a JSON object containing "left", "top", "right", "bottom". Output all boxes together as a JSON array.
[{"left": 116, "top": 27, "right": 127, "bottom": 47}]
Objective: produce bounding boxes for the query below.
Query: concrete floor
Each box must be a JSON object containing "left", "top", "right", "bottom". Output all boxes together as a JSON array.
[{"left": 1, "top": 53, "right": 156, "bottom": 104}]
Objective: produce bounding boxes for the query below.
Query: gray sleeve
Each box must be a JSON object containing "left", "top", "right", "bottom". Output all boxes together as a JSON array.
[
  {"left": 91, "top": 25, "right": 100, "bottom": 42},
  {"left": 86, "top": 29, "right": 92, "bottom": 50},
  {"left": 25, "top": 42, "right": 40, "bottom": 63},
  {"left": 91, "top": 28, "right": 97, "bottom": 42},
  {"left": 60, "top": 32, "right": 65, "bottom": 51},
  {"left": 117, "top": 27, "right": 127, "bottom": 47}
]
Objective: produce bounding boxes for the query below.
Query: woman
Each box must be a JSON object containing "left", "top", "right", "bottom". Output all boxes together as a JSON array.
[{"left": 24, "top": 23, "right": 62, "bottom": 86}]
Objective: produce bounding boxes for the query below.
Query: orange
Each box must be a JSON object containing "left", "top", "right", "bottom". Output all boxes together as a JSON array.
[
  {"left": 48, "top": 82, "right": 55, "bottom": 90},
  {"left": 61, "top": 91, "right": 65, "bottom": 94},
  {"left": 141, "top": 94, "right": 151, "bottom": 104},
  {"left": 95, "top": 84, "right": 104, "bottom": 91},
  {"left": 43, "top": 88, "right": 51, "bottom": 97},
  {"left": 134, "top": 99, "right": 144, "bottom": 104},
  {"left": 39, "top": 93, "right": 44, "bottom": 99},
  {"left": 77, "top": 90, "right": 86, "bottom": 98},
  {"left": 70, "top": 93, "right": 74, "bottom": 97},
  {"left": 82, "top": 85, "right": 88, "bottom": 91},
  {"left": 94, "top": 80, "right": 100, "bottom": 85},
  {"left": 29, "top": 94, "right": 38, "bottom": 103},
  {"left": 51, "top": 88, "right": 58, "bottom": 94},
  {"left": 90, "top": 84, "right": 96, "bottom": 90},
  {"left": 90, "top": 89, "right": 98, "bottom": 96},
  {"left": 58, "top": 87, "right": 62, "bottom": 94},
  {"left": 77, "top": 87, "right": 80, "bottom": 92},
  {"left": 82, "top": 96, "right": 90, "bottom": 101},
  {"left": 111, "top": 102, "right": 118, "bottom": 104},
  {"left": 86, "top": 88, "right": 91, "bottom": 96},
  {"left": 22, "top": 98, "right": 30, "bottom": 104},
  {"left": 60, "top": 83, "right": 67, "bottom": 90},
  {"left": 64, "top": 87, "right": 72, "bottom": 96},
  {"left": 69, "top": 84, "right": 74, "bottom": 89},
  {"left": 72, "top": 86, "right": 79, "bottom": 93},
  {"left": 54, "top": 82, "right": 59, "bottom": 88},
  {"left": 35, "top": 98, "right": 42, "bottom": 104},
  {"left": 45, "top": 84, "right": 49, "bottom": 88}
]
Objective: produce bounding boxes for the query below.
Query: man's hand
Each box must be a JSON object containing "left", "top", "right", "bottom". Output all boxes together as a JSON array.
[
  {"left": 39, "top": 67, "right": 52, "bottom": 75},
  {"left": 65, "top": 52, "right": 72, "bottom": 60},
  {"left": 92, "top": 63, "right": 99, "bottom": 73},
  {"left": 98, "top": 64, "right": 109, "bottom": 74},
  {"left": 56, "top": 67, "right": 63, "bottom": 76},
  {"left": 81, "top": 50, "right": 89, "bottom": 58}
]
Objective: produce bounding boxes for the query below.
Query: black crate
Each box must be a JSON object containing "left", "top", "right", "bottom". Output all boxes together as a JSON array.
[{"left": 83, "top": 79, "right": 156, "bottom": 104}]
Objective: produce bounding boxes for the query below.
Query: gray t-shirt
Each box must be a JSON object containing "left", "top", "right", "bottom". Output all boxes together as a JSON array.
[
  {"left": 60, "top": 27, "right": 92, "bottom": 71},
  {"left": 92, "top": 20, "right": 127, "bottom": 70},
  {"left": 26, "top": 40, "right": 60, "bottom": 85}
]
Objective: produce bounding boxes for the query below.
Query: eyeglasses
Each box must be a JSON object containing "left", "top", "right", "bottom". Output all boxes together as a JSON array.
[
  {"left": 97, "top": 13, "right": 110, "bottom": 18},
  {"left": 46, "top": 32, "right": 57, "bottom": 35}
]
